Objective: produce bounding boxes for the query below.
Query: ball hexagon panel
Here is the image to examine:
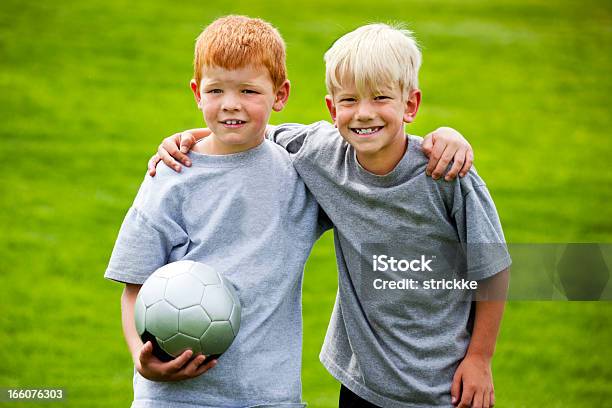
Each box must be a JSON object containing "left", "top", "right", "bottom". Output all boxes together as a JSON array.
[
  {"left": 164, "top": 273, "right": 205, "bottom": 309},
  {"left": 160, "top": 332, "right": 202, "bottom": 356},
  {"left": 147, "top": 301, "right": 179, "bottom": 341},
  {"left": 154, "top": 260, "right": 194, "bottom": 279},
  {"left": 134, "top": 295, "right": 147, "bottom": 336},
  {"left": 201, "top": 285, "right": 233, "bottom": 321},
  {"left": 190, "top": 263, "right": 221, "bottom": 285},
  {"left": 139, "top": 276, "right": 167, "bottom": 307},
  {"left": 179, "top": 306, "right": 212, "bottom": 338},
  {"left": 200, "top": 321, "right": 235, "bottom": 355}
]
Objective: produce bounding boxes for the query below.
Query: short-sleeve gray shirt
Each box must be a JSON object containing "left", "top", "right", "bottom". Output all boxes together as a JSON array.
[
  {"left": 105, "top": 141, "right": 321, "bottom": 408},
  {"left": 269, "top": 122, "right": 511, "bottom": 408}
]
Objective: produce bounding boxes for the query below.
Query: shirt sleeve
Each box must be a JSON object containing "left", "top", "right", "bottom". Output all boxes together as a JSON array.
[
  {"left": 104, "top": 177, "right": 190, "bottom": 284},
  {"left": 267, "top": 123, "right": 313, "bottom": 154},
  {"left": 452, "top": 179, "right": 512, "bottom": 281}
]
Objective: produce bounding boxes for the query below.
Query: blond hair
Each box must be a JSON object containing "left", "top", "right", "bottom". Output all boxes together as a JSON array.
[
  {"left": 193, "top": 15, "right": 287, "bottom": 89},
  {"left": 324, "top": 23, "right": 421, "bottom": 96}
]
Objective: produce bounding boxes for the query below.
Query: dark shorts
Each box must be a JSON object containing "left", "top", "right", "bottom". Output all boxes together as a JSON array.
[{"left": 339, "top": 384, "right": 381, "bottom": 408}]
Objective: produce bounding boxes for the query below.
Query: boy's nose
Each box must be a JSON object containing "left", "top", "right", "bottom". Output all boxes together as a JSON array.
[
  {"left": 221, "top": 95, "right": 241, "bottom": 111},
  {"left": 355, "top": 102, "right": 375, "bottom": 121}
]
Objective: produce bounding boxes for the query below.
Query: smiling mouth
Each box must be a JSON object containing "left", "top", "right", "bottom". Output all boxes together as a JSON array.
[
  {"left": 350, "top": 126, "right": 383, "bottom": 136},
  {"left": 220, "top": 120, "right": 247, "bottom": 128}
]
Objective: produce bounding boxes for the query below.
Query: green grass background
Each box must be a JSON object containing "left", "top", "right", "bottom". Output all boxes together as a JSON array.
[{"left": 1, "top": 0, "right": 611, "bottom": 406}]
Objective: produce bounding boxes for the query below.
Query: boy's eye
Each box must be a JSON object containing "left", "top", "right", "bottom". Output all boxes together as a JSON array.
[
  {"left": 207, "top": 89, "right": 223, "bottom": 94},
  {"left": 242, "top": 89, "right": 259, "bottom": 94},
  {"left": 339, "top": 97, "right": 356, "bottom": 103},
  {"left": 374, "top": 95, "right": 391, "bottom": 101}
]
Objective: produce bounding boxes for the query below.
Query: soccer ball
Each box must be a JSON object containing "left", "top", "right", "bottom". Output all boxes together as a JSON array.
[{"left": 134, "top": 261, "right": 241, "bottom": 361}]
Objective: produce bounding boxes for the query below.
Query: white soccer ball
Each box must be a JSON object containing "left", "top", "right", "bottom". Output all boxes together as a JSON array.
[{"left": 134, "top": 261, "right": 241, "bottom": 359}]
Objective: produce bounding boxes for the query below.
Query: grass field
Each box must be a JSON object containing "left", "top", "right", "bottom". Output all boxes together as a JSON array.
[{"left": 1, "top": 0, "right": 611, "bottom": 406}]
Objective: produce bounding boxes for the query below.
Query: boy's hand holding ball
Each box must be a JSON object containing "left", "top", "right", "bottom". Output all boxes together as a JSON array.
[{"left": 134, "top": 341, "right": 216, "bottom": 382}]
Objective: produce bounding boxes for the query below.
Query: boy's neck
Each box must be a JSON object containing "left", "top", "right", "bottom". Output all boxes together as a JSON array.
[
  {"left": 355, "top": 134, "right": 408, "bottom": 176},
  {"left": 193, "top": 133, "right": 265, "bottom": 155}
]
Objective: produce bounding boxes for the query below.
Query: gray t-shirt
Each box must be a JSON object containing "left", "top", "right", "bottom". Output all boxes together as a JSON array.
[
  {"left": 105, "top": 140, "right": 322, "bottom": 408},
  {"left": 270, "top": 122, "right": 511, "bottom": 408}
]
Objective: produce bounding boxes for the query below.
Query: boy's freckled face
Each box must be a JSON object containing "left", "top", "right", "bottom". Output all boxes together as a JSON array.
[
  {"left": 328, "top": 82, "right": 411, "bottom": 157},
  {"left": 193, "top": 65, "right": 279, "bottom": 151}
]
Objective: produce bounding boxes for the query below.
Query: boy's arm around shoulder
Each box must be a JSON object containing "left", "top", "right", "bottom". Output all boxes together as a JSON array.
[
  {"left": 266, "top": 122, "right": 324, "bottom": 154},
  {"left": 148, "top": 122, "right": 328, "bottom": 176},
  {"left": 269, "top": 123, "right": 475, "bottom": 180},
  {"left": 146, "top": 124, "right": 474, "bottom": 182}
]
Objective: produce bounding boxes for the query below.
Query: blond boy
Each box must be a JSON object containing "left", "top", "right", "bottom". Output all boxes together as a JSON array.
[{"left": 155, "top": 23, "right": 509, "bottom": 408}]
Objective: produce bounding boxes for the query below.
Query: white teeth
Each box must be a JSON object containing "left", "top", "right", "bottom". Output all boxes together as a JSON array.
[
  {"left": 224, "top": 120, "right": 242, "bottom": 125},
  {"left": 354, "top": 127, "right": 381, "bottom": 135}
]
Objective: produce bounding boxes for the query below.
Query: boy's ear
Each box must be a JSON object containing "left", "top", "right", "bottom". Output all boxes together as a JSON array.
[
  {"left": 272, "top": 80, "right": 291, "bottom": 112},
  {"left": 325, "top": 95, "right": 337, "bottom": 125},
  {"left": 403, "top": 89, "right": 421, "bottom": 123},
  {"left": 190, "top": 79, "right": 202, "bottom": 107}
]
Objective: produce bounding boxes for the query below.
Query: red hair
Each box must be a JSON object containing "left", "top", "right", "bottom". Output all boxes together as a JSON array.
[{"left": 194, "top": 15, "right": 287, "bottom": 89}]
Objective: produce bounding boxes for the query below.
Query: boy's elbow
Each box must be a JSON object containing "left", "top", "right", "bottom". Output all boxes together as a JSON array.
[
  {"left": 122, "top": 283, "right": 142, "bottom": 302},
  {"left": 475, "top": 269, "right": 509, "bottom": 301},
  {"left": 125, "top": 282, "right": 142, "bottom": 291}
]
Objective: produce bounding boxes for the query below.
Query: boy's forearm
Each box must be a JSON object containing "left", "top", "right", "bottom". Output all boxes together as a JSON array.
[
  {"left": 466, "top": 270, "right": 509, "bottom": 360},
  {"left": 121, "top": 284, "right": 144, "bottom": 364}
]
